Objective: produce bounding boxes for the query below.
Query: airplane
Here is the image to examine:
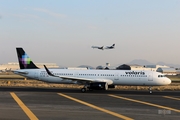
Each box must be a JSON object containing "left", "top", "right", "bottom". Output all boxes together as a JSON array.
[
  {"left": 13, "top": 47, "right": 171, "bottom": 93},
  {"left": 91, "top": 44, "right": 115, "bottom": 50},
  {"left": 91, "top": 45, "right": 104, "bottom": 50},
  {"left": 105, "top": 44, "right": 115, "bottom": 49}
]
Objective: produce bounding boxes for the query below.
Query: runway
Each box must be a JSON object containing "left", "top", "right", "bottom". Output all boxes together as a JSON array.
[{"left": 0, "top": 87, "right": 179, "bottom": 120}]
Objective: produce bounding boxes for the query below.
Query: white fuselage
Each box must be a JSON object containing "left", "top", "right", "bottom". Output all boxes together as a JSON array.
[{"left": 14, "top": 69, "right": 171, "bottom": 86}]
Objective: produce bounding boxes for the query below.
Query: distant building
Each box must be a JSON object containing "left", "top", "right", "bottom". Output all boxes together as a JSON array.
[
  {"left": 105, "top": 63, "right": 110, "bottom": 69},
  {"left": 78, "top": 65, "right": 95, "bottom": 69},
  {"left": 156, "top": 68, "right": 177, "bottom": 75},
  {"left": 96, "top": 63, "right": 115, "bottom": 70},
  {"left": 176, "top": 69, "right": 180, "bottom": 75},
  {"left": 0, "top": 62, "right": 59, "bottom": 71},
  {"left": 96, "top": 65, "right": 104, "bottom": 70},
  {"left": 145, "top": 65, "right": 169, "bottom": 71},
  {"left": 116, "top": 64, "right": 145, "bottom": 70},
  {"left": 65, "top": 67, "right": 88, "bottom": 70},
  {"left": 116, "top": 64, "right": 179, "bottom": 75}
]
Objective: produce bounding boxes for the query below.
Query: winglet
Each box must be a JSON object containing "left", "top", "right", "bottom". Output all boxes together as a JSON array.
[{"left": 44, "top": 65, "right": 55, "bottom": 76}]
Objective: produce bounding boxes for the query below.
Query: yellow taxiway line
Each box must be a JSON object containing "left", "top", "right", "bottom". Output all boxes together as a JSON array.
[
  {"left": 58, "top": 93, "right": 133, "bottom": 120},
  {"left": 163, "top": 96, "right": 180, "bottom": 101},
  {"left": 109, "top": 94, "right": 180, "bottom": 113},
  {"left": 10, "top": 92, "right": 38, "bottom": 120}
]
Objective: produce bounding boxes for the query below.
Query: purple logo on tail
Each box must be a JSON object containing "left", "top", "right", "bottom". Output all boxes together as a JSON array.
[{"left": 20, "top": 53, "right": 31, "bottom": 68}]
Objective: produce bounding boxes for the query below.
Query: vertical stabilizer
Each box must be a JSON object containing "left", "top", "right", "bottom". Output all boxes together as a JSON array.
[{"left": 16, "top": 48, "right": 39, "bottom": 69}]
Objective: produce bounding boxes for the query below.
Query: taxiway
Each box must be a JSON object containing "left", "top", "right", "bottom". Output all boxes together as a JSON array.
[{"left": 0, "top": 87, "right": 179, "bottom": 120}]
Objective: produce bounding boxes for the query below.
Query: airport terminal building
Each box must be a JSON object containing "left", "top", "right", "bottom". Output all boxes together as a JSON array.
[
  {"left": 0, "top": 62, "right": 59, "bottom": 71},
  {"left": 116, "top": 64, "right": 145, "bottom": 70},
  {"left": 116, "top": 64, "right": 178, "bottom": 75}
]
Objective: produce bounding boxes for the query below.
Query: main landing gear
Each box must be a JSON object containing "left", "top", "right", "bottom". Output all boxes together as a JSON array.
[
  {"left": 81, "top": 88, "right": 87, "bottom": 93},
  {"left": 80, "top": 82, "right": 109, "bottom": 93},
  {"left": 81, "top": 84, "right": 88, "bottom": 93}
]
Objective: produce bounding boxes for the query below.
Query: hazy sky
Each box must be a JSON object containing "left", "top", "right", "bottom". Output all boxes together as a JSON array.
[{"left": 0, "top": 0, "right": 180, "bottom": 67}]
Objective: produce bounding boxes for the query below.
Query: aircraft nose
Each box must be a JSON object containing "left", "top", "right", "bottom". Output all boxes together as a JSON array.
[{"left": 166, "top": 78, "right": 171, "bottom": 85}]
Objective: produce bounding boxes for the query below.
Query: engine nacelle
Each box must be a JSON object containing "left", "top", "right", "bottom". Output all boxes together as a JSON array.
[{"left": 88, "top": 82, "right": 108, "bottom": 90}]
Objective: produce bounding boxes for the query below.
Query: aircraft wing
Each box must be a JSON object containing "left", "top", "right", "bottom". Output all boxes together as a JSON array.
[
  {"left": 44, "top": 65, "right": 113, "bottom": 84},
  {"left": 59, "top": 76, "right": 95, "bottom": 82},
  {"left": 60, "top": 76, "right": 113, "bottom": 84},
  {"left": 91, "top": 46, "right": 99, "bottom": 48},
  {"left": 44, "top": 65, "right": 92, "bottom": 81}
]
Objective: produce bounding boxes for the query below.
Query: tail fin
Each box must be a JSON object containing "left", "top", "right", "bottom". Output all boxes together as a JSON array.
[
  {"left": 99, "top": 46, "right": 104, "bottom": 50},
  {"left": 16, "top": 48, "right": 39, "bottom": 69}
]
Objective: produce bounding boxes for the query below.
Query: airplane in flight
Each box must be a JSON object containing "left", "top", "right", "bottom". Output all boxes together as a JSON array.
[
  {"left": 105, "top": 44, "right": 115, "bottom": 49},
  {"left": 91, "top": 45, "right": 104, "bottom": 50},
  {"left": 91, "top": 44, "right": 115, "bottom": 50},
  {"left": 13, "top": 48, "right": 171, "bottom": 93}
]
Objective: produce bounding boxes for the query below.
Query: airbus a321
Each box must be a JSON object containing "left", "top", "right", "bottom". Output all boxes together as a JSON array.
[
  {"left": 13, "top": 48, "right": 171, "bottom": 93},
  {"left": 91, "top": 44, "right": 115, "bottom": 50}
]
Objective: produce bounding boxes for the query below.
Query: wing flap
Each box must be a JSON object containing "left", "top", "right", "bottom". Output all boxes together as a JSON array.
[
  {"left": 60, "top": 76, "right": 94, "bottom": 82},
  {"left": 58, "top": 76, "right": 113, "bottom": 84}
]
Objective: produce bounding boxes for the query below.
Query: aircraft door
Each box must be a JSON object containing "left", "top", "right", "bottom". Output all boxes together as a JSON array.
[
  {"left": 75, "top": 72, "right": 79, "bottom": 77},
  {"left": 114, "top": 73, "right": 119, "bottom": 80},
  {"left": 148, "top": 72, "right": 153, "bottom": 81},
  {"left": 34, "top": 71, "right": 39, "bottom": 80}
]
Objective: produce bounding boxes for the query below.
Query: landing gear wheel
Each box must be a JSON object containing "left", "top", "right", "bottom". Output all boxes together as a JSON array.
[
  {"left": 81, "top": 88, "right": 86, "bottom": 93},
  {"left": 149, "top": 86, "right": 152, "bottom": 94}
]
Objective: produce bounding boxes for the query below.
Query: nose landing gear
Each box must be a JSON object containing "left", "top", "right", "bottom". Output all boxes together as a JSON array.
[{"left": 148, "top": 86, "right": 152, "bottom": 94}]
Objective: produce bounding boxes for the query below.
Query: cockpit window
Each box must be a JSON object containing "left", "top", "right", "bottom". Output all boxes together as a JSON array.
[{"left": 158, "top": 75, "right": 165, "bottom": 77}]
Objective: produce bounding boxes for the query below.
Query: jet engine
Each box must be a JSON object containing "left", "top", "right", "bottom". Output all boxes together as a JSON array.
[
  {"left": 108, "top": 85, "right": 116, "bottom": 88},
  {"left": 88, "top": 82, "right": 108, "bottom": 90}
]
